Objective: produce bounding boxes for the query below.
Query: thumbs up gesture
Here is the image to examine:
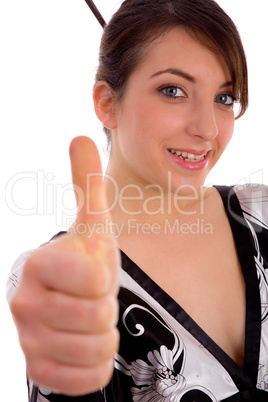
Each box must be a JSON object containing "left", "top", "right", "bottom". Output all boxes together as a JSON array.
[{"left": 10, "top": 136, "right": 120, "bottom": 396}]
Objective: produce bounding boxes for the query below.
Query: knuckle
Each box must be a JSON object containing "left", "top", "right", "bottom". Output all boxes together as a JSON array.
[
  {"left": 70, "top": 361, "right": 114, "bottom": 395},
  {"left": 95, "top": 328, "right": 120, "bottom": 361},
  {"left": 20, "top": 327, "right": 51, "bottom": 359},
  {"left": 27, "top": 358, "right": 58, "bottom": 390},
  {"left": 42, "top": 291, "right": 61, "bottom": 316},
  {"left": 27, "top": 352, "right": 116, "bottom": 395},
  {"left": 10, "top": 291, "right": 34, "bottom": 322},
  {"left": 93, "top": 359, "right": 115, "bottom": 390},
  {"left": 91, "top": 296, "right": 118, "bottom": 329},
  {"left": 113, "top": 327, "right": 120, "bottom": 353},
  {"left": 28, "top": 359, "right": 115, "bottom": 396},
  {"left": 76, "top": 329, "right": 119, "bottom": 366},
  {"left": 86, "top": 263, "right": 111, "bottom": 297},
  {"left": 63, "top": 360, "right": 115, "bottom": 396},
  {"left": 20, "top": 334, "right": 37, "bottom": 356},
  {"left": 23, "top": 251, "right": 41, "bottom": 277}
]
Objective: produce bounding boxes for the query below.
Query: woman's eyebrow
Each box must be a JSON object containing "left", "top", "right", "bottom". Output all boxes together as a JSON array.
[
  {"left": 150, "top": 68, "right": 233, "bottom": 90},
  {"left": 150, "top": 68, "right": 195, "bottom": 82},
  {"left": 219, "top": 81, "right": 233, "bottom": 89}
]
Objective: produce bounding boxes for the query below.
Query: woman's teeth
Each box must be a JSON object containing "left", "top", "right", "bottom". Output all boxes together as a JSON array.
[{"left": 168, "top": 149, "right": 207, "bottom": 162}]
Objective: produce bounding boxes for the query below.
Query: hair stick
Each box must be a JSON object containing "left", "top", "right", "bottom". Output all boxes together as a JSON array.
[{"left": 84, "top": 0, "right": 106, "bottom": 28}]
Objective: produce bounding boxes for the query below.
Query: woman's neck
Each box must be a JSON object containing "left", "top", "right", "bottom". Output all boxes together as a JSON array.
[{"left": 103, "top": 172, "right": 213, "bottom": 226}]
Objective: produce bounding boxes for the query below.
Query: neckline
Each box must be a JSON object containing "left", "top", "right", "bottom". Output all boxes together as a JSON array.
[
  {"left": 214, "top": 185, "right": 261, "bottom": 384},
  {"left": 120, "top": 185, "right": 261, "bottom": 391}
]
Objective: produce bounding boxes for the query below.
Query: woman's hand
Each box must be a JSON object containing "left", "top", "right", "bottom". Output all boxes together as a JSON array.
[{"left": 10, "top": 136, "right": 120, "bottom": 396}]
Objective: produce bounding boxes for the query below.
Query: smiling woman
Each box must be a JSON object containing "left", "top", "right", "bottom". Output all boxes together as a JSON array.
[
  {"left": 95, "top": 0, "right": 248, "bottom": 147},
  {"left": 5, "top": 0, "right": 268, "bottom": 401},
  {"left": 102, "top": 27, "right": 236, "bottom": 196}
]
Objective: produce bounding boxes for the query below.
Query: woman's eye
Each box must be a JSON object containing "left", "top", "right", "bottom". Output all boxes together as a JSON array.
[
  {"left": 215, "top": 94, "right": 236, "bottom": 106},
  {"left": 161, "top": 86, "right": 185, "bottom": 98}
]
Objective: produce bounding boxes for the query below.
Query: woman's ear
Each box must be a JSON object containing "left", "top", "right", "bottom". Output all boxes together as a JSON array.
[{"left": 93, "top": 81, "right": 117, "bottom": 130}]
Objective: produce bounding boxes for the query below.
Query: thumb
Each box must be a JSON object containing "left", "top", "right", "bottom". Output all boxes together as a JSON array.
[
  {"left": 69, "top": 136, "right": 119, "bottom": 285},
  {"left": 69, "top": 136, "right": 109, "bottom": 226}
]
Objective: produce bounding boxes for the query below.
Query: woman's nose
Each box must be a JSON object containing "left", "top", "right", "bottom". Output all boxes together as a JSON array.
[{"left": 186, "top": 103, "right": 218, "bottom": 141}]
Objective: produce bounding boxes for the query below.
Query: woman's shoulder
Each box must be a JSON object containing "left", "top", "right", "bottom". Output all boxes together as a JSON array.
[
  {"left": 233, "top": 183, "right": 268, "bottom": 197},
  {"left": 233, "top": 183, "right": 268, "bottom": 230},
  {"left": 213, "top": 183, "right": 268, "bottom": 234}
]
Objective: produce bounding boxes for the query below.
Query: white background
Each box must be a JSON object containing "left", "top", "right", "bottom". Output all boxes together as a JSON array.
[{"left": 0, "top": 0, "right": 267, "bottom": 400}]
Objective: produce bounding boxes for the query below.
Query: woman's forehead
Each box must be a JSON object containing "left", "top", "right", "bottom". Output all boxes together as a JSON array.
[{"left": 131, "top": 28, "right": 232, "bottom": 84}]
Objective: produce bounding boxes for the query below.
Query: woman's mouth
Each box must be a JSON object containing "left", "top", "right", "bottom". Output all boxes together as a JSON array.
[
  {"left": 167, "top": 148, "right": 210, "bottom": 170},
  {"left": 168, "top": 149, "right": 208, "bottom": 162}
]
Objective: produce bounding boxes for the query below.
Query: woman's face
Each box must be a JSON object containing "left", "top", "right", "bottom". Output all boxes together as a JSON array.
[{"left": 108, "top": 28, "right": 235, "bottom": 194}]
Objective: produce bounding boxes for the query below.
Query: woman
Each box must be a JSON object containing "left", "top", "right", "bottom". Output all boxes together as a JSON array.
[{"left": 7, "top": 0, "right": 268, "bottom": 400}]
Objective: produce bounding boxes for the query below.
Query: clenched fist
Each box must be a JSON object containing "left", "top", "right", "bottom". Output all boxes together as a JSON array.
[{"left": 10, "top": 137, "right": 120, "bottom": 396}]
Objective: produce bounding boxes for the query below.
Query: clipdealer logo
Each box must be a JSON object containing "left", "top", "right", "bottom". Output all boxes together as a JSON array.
[
  {"left": 5, "top": 169, "right": 265, "bottom": 232},
  {"left": 5, "top": 171, "right": 77, "bottom": 226},
  {"left": 5, "top": 171, "right": 209, "bottom": 223}
]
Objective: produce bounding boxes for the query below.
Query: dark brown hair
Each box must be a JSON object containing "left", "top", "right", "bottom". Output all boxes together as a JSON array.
[{"left": 95, "top": 0, "right": 248, "bottom": 141}]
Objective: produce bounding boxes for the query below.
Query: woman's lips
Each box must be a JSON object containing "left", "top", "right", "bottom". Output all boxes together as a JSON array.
[{"left": 167, "top": 148, "right": 211, "bottom": 170}]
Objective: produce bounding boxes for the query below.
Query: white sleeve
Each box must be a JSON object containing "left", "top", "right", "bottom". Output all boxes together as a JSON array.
[
  {"left": 6, "top": 233, "right": 66, "bottom": 304},
  {"left": 6, "top": 249, "right": 35, "bottom": 303}
]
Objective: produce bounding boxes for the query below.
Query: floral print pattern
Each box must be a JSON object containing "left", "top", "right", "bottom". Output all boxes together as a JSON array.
[
  {"left": 131, "top": 345, "right": 186, "bottom": 401},
  {"left": 115, "top": 302, "right": 216, "bottom": 401},
  {"left": 258, "top": 374, "right": 268, "bottom": 392}
]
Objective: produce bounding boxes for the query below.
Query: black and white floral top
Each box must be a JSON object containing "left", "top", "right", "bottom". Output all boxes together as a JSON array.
[{"left": 7, "top": 185, "right": 268, "bottom": 401}]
